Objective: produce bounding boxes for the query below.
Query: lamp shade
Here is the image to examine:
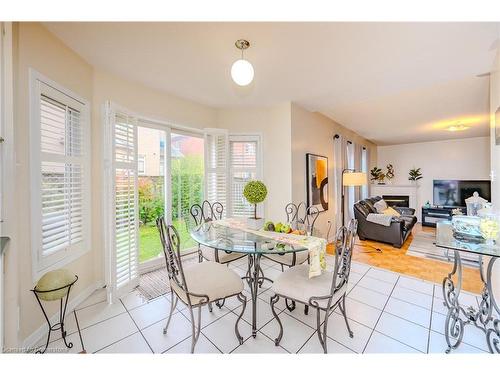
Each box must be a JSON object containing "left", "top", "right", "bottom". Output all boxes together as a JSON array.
[{"left": 343, "top": 172, "right": 367, "bottom": 186}]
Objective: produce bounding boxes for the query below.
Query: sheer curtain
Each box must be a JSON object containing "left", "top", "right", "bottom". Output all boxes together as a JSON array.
[
  {"left": 332, "top": 135, "right": 345, "bottom": 233},
  {"left": 345, "top": 141, "right": 355, "bottom": 223},
  {"left": 361, "top": 146, "right": 369, "bottom": 199}
]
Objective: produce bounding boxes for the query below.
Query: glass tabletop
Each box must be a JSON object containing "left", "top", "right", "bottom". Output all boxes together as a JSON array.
[
  {"left": 189, "top": 221, "right": 309, "bottom": 255},
  {"left": 435, "top": 221, "right": 500, "bottom": 258}
]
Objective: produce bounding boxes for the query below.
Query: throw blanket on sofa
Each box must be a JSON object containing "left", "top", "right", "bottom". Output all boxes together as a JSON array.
[{"left": 366, "top": 213, "right": 393, "bottom": 227}]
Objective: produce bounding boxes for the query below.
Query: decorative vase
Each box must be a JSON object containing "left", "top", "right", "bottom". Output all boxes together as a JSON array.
[{"left": 247, "top": 217, "right": 265, "bottom": 230}]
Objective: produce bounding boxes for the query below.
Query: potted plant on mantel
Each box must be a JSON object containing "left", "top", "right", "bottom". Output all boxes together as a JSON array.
[
  {"left": 243, "top": 180, "right": 268, "bottom": 230},
  {"left": 408, "top": 167, "right": 423, "bottom": 186}
]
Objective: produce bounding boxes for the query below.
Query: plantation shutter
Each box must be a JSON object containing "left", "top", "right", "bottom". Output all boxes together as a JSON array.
[
  {"left": 229, "top": 136, "right": 260, "bottom": 217},
  {"left": 111, "top": 110, "right": 139, "bottom": 294},
  {"left": 33, "top": 81, "right": 90, "bottom": 273},
  {"left": 204, "top": 129, "right": 229, "bottom": 214}
]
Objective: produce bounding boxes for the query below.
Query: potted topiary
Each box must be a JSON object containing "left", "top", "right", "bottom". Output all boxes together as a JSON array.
[
  {"left": 370, "top": 167, "right": 386, "bottom": 185},
  {"left": 408, "top": 167, "right": 423, "bottom": 186},
  {"left": 243, "top": 180, "right": 268, "bottom": 230}
]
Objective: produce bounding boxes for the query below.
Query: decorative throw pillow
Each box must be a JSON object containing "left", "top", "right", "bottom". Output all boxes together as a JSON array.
[
  {"left": 382, "top": 206, "right": 401, "bottom": 217},
  {"left": 373, "top": 199, "right": 388, "bottom": 213}
]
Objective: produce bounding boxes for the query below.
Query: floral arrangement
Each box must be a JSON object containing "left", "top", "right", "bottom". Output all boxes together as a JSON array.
[
  {"left": 243, "top": 180, "right": 268, "bottom": 219},
  {"left": 370, "top": 167, "right": 385, "bottom": 183}
]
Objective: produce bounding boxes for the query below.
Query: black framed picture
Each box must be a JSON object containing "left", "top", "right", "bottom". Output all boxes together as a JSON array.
[{"left": 306, "top": 153, "right": 328, "bottom": 212}]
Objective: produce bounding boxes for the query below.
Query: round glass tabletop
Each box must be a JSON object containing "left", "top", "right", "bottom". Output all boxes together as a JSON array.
[{"left": 189, "top": 221, "right": 308, "bottom": 255}]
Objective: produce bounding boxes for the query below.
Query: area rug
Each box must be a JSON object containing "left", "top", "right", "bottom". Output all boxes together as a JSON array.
[
  {"left": 406, "top": 230, "right": 480, "bottom": 268},
  {"left": 137, "top": 267, "right": 170, "bottom": 300}
]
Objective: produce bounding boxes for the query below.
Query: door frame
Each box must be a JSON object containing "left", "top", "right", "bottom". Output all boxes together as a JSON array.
[{"left": 0, "top": 21, "right": 14, "bottom": 353}]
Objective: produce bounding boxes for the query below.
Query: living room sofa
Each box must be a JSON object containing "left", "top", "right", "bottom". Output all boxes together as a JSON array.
[{"left": 353, "top": 196, "right": 417, "bottom": 248}]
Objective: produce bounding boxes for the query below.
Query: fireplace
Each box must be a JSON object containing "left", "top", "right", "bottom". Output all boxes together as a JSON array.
[{"left": 382, "top": 195, "right": 410, "bottom": 208}]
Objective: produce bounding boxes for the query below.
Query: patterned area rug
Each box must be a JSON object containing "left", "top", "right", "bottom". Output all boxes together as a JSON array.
[
  {"left": 137, "top": 267, "right": 170, "bottom": 300},
  {"left": 407, "top": 230, "right": 480, "bottom": 268}
]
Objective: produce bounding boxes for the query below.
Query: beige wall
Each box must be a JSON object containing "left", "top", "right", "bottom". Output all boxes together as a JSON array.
[
  {"left": 215, "top": 104, "right": 293, "bottom": 222},
  {"left": 9, "top": 22, "right": 96, "bottom": 345},
  {"left": 489, "top": 45, "right": 500, "bottom": 301},
  {"left": 290, "top": 103, "right": 377, "bottom": 239}
]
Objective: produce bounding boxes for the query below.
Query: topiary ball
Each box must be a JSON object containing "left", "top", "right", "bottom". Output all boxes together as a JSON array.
[{"left": 243, "top": 180, "right": 268, "bottom": 204}]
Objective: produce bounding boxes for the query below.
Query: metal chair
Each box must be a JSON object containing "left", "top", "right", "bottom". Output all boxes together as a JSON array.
[
  {"left": 269, "top": 219, "right": 358, "bottom": 353},
  {"left": 264, "top": 202, "right": 320, "bottom": 270},
  {"left": 156, "top": 216, "right": 247, "bottom": 353},
  {"left": 190, "top": 200, "right": 246, "bottom": 265},
  {"left": 263, "top": 202, "right": 320, "bottom": 312}
]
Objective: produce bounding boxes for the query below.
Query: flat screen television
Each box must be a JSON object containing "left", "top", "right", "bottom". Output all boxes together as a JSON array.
[{"left": 433, "top": 180, "right": 491, "bottom": 208}]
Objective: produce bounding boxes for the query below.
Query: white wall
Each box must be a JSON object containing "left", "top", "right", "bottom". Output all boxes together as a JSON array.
[
  {"left": 377, "top": 137, "right": 491, "bottom": 218},
  {"left": 216, "top": 104, "right": 293, "bottom": 222}
]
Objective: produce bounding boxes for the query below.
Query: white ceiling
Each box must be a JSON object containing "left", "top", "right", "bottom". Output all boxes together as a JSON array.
[{"left": 44, "top": 22, "right": 499, "bottom": 145}]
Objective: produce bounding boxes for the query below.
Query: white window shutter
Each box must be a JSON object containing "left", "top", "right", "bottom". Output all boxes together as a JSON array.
[
  {"left": 229, "top": 136, "right": 260, "bottom": 217},
  {"left": 32, "top": 79, "right": 90, "bottom": 276},
  {"left": 110, "top": 110, "right": 139, "bottom": 295},
  {"left": 204, "top": 129, "right": 229, "bottom": 214}
]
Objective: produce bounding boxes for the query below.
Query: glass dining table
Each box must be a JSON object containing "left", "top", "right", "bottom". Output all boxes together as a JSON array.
[
  {"left": 435, "top": 221, "right": 500, "bottom": 353},
  {"left": 190, "top": 221, "right": 308, "bottom": 337}
]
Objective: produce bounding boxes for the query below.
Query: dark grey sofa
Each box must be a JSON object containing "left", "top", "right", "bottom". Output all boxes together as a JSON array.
[{"left": 353, "top": 196, "right": 417, "bottom": 248}]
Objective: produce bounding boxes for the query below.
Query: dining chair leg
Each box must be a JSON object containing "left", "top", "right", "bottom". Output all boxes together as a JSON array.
[
  {"left": 285, "top": 299, "right": 296, "bottom": 312},
  {"left": 188, "top": 305, "right": 203, "bottom": 354},
  {"left": 316, "top": 306, "right": 329, "bottom": 354},
  {"left": 198, "top": 244, "right": 203, "bottom": 263},
  {"left": 208, "top": 302, "right": 213, "bottom": 312},
  {"left": 304, "top": 305, "right": 309, "bottom": 315},
  {"left": 163, "top": 291, "right": 178, "bottom": 334},
  {"left": 280, "top": 264, "right": 284, "bottom": 272},
  {"left": 270, "top": 295, "right": 283, "bottom": 346},
  {"left": 235, "top": 293, "right": 247, "bottom": 345},
  {"left": 215, "top": 299, "right": 225, "bottom": 309},
  {"left": 339, "top": 294, "right": 354, "bottom": 338}
]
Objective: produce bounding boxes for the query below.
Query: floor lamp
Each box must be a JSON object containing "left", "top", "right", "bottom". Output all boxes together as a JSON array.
[{"left": 341, "top": 169, "right": 367, "bottom": 226}]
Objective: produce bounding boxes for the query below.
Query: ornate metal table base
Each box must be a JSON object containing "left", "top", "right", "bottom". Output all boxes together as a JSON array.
[
  {"left": 442, "top": 251, "right": 499, "bottom": 353},
  {"left": 242, "top": 254, "right": 273, "bottom": 337}
]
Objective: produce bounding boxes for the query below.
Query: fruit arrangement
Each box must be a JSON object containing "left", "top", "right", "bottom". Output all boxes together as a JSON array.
[{"left": 263, "top": 221, "right": 305, "bottom": 235}]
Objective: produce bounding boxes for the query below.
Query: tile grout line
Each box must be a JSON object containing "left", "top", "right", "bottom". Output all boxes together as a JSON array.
[
  {"left": 119, "top": 298, "right": 154, "bottom": 353},
  {"left": 426, "top": 284, "right": 436, "bottom": 353},
  {"left": 361, "top": 274, "right": 400, "bottom": 353}
]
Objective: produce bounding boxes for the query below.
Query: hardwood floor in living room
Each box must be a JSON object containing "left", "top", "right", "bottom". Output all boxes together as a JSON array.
[{"left": 328, "top": 224, "right": 483, "bottom": 294}]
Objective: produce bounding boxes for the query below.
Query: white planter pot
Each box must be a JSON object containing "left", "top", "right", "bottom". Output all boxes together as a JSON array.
[{"left": 247, "top": 218, "right": 265, "bottom": 230}]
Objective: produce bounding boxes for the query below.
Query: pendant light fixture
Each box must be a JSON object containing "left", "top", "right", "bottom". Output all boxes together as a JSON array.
[{"left": 231, "top": 39, "right": 254, "bottom": 86}]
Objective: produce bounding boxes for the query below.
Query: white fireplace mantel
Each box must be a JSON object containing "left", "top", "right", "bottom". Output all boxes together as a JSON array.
[{"left": 370, "top": 184, "right": 420, "bottom": 220}]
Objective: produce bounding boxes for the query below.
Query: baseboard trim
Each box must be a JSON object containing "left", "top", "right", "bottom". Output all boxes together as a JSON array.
[{"left": 21, "top": 280, "right": 104, "bottom": 351}]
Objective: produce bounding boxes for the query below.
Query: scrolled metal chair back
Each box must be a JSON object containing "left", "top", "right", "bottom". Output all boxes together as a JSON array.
[
  {"left": 156, "top": 216, "right": 188, "bottom": 293},
  {"left": 305, "top": 205, "right": 320, "bottom": 233},
  {"left": 330, "top": 219, "right": 358, "bottom": 295},
  {"left": 190, "top": 200, "right": 224, "bottom": 226}
]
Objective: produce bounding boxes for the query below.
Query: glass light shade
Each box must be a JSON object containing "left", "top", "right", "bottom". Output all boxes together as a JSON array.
[
  {"left": 343, "top": 172, "right": 367, "bottom": 186},
  {"left": 231, "top": 59, "right": 254, "bottom": 86}
]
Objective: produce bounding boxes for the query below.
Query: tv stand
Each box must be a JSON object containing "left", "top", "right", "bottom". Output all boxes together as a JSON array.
[{"left": 421, "top": 206, "right": 464, "bottom": 227}]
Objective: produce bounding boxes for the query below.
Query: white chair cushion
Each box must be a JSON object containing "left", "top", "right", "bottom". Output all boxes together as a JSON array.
[
  {"left": 271, "top": 264, "right": 346, "bottom": 309},
  {"left": 264, "top": 251, "right": 309, "bottom": 267},
  {"left": 171, "top": 261, "right": 244, "bottom": 306},
  {"left": 200, "top": 245, "right": 246, "bottom": 264}
]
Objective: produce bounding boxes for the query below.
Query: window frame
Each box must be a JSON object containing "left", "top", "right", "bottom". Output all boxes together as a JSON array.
[
  {"left": 137, "top": 154, "right": 146, "bottom": 175},
  {"left": 29, "top": 69, "right": 91, "bottom": 282},
  {"left": 228, "top": 133, "right": 263, "bottom": 218}
]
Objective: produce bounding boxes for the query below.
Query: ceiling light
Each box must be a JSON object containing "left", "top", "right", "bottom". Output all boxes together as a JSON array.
[
  {"left": 231, "top": 39, "right": 254, "bottom": 86},
  {"left": 447, "top": 123, "right": 470, "bottom": 132}
]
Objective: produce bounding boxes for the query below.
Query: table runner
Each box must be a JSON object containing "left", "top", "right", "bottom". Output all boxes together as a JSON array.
[{"left": 216, "top": 218, "right": 327, "bottom": 278}]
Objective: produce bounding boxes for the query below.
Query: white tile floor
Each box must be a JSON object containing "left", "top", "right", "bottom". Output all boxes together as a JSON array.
[{"left": 33, "top": 257, "right": 492, "bottom": 354}]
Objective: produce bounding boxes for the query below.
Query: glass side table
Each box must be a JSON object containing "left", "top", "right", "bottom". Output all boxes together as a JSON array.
[{"left": 435, "top": 221, "right": 500, "bottom": 353}]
